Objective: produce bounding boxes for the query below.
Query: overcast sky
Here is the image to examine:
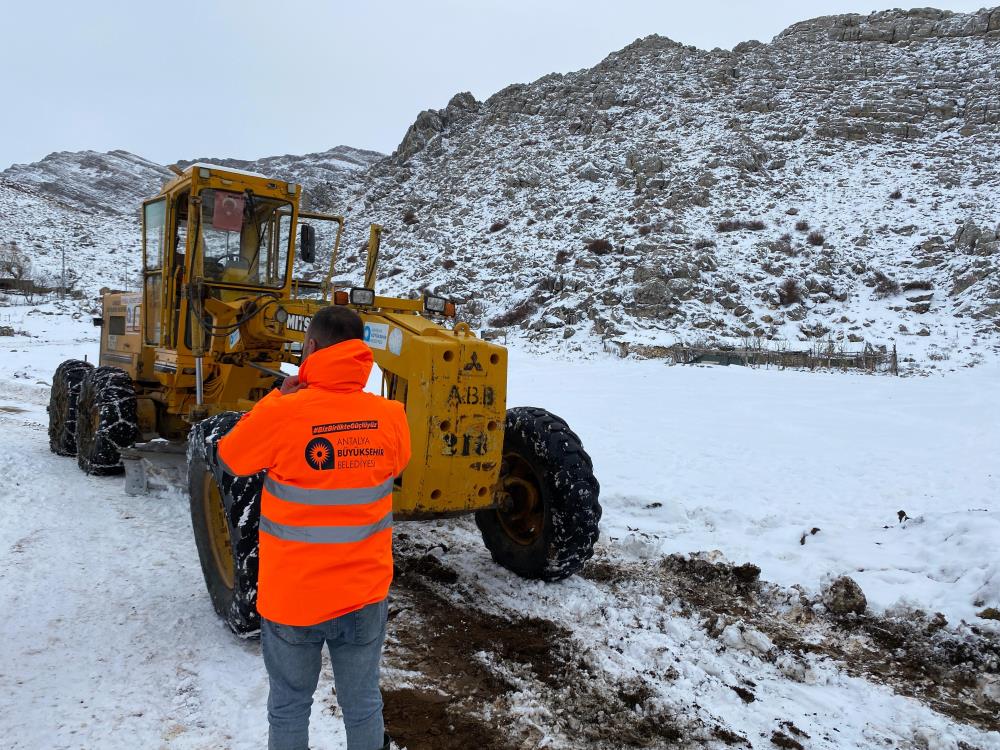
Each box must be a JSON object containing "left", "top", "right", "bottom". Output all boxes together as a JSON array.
[{"left": 0, "top": 0, "right": 985, "bottom": 170}]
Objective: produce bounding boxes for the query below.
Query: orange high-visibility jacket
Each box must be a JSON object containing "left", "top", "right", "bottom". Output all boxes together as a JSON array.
[{"left": 217, "top": 339, "right": 411, "bottom": 626}]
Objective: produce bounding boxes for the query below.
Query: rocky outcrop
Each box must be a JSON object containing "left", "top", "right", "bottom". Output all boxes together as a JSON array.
[
  {"left": 395, "top": 92, "right": 481, "bottom": 162},
  {"left": 822, "top": 576, "right": 868, "bottom": 615}
]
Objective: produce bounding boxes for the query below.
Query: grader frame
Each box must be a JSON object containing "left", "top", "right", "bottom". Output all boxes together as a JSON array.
[{"left": 50, "top": 163, "right": 601, "bottom": 635}]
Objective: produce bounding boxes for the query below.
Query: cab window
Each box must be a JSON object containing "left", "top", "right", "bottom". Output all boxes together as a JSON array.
[{"left": 198, "top": 189, "right": 291, "bottom": 288}]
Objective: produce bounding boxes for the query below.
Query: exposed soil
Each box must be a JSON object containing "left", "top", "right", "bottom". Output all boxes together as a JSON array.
[
  {"left": 382, "top": 536, "right": 998, "bottom": 748},
  {"left": 383, "top": 687, "right": 507, "bottom": 750},
  {"left": 651, "top": 553, "right": 1000, "bottom": 731},
  {"left": 384, "top": 534, "right": 695, "bottom": 749}
]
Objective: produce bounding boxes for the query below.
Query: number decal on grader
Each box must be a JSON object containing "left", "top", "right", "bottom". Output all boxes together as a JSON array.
[
  {"left": 448, "top": 385, "right": 495, "bottom": 407},
  {"left": 442, "top": 431, "right": 489, "bottom": 457}
]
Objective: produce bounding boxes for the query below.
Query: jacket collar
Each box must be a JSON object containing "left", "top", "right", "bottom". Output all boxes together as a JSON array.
[{"left": 298, "top": 339, "right": 373, "bottom": 392}]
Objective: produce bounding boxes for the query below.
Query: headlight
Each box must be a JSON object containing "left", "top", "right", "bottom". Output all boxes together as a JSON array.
[
  {"left": 273, "top": 307, "right": 289, "bottom": 324},
  {"left": 350, "top": 287, "right": 376, "bottom": 306},
  {"left": 424, "top": 294, "right": 447, "bottom": 314}
]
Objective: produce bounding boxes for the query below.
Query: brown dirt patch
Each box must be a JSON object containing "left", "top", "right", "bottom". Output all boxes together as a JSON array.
[
  {"left": 656, "top": 553, "right": 1000, "bottom": 732},
  {"left": 386, "top": 536, "right": 693, "bottom": 748},
  {"left": 383, "top": 688, "right": 506, "bottom": 750}
]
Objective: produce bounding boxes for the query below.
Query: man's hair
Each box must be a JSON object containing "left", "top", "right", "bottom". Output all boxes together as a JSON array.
[{"left": 306, "top": 305, "right": 364, "bottom": 349}]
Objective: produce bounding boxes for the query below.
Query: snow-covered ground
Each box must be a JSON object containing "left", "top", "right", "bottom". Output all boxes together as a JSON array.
[
  {"left": 1, "top": 302, "right": 997, "bottom": 749},
  {"left": 507, "top": 349, "right": 1000, "bottom": 629}
]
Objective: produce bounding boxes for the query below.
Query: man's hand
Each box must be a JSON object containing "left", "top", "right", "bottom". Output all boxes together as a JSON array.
[{"left": 279, "top": 375, "right": 307, "bottom": 396}]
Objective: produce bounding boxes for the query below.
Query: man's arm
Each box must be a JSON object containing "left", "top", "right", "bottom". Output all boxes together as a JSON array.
[{"left": 216, "top": 389, "right": 282, "bottom": 477}]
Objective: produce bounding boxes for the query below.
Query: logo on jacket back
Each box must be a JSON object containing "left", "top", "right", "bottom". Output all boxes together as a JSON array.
[{"left": 305, "top": 437, "right": 335, "bottom": 470}]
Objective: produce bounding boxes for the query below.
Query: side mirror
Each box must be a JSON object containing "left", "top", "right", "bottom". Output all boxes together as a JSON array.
[{"left": 299, "top": 224, "right": 316, "bottom": 264}]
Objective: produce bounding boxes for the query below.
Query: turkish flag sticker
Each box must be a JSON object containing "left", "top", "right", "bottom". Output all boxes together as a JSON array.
[{"left": 213, "top": 192, "right": 245, "bottom": 232}]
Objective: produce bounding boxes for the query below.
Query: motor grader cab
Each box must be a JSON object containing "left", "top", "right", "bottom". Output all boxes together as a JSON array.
[{"left": 47, "top": 163, "right": 601, "bottom": 635}]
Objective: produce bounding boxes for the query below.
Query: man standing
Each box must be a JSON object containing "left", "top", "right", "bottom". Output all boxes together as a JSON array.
[{"left": 218, "top": 306, "right": 410, "bottom": 750}]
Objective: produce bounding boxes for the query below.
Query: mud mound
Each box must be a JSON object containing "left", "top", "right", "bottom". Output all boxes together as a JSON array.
[
  {"left": 387, "top": 537, "right": 693, "bottom": 748},
  {"left": 656, "top": 553, "right": 1000, "bottom": 731},
  {"left": 383, "top": 688, "right": 507, "bottom": 750}
]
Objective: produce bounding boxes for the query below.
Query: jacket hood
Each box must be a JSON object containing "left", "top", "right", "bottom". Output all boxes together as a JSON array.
[{"left": 298, "top": 339, "right": 373, "bottom": 392}]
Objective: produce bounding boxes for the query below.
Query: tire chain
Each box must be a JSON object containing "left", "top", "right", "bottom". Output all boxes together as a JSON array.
[
  {"left": 76, "top": 367, "right": 140, "bottom": 475},
  {"left": 508, "top": 406, "right": 602, "bottom": 581},
  {"left": 47, "top": 359, "right": 94, "bottom": 456}
]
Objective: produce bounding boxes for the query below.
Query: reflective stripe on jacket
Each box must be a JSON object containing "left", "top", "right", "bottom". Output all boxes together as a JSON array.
[{"left": 217, "top": 338, "right": 411, "bottom": 626}]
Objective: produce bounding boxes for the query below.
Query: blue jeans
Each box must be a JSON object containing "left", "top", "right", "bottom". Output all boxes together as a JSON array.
[{"left": 261, "top": 598, "right": 388, "bottom": 750}]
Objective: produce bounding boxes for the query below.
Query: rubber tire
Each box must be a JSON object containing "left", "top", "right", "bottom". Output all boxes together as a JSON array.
[
  {"left": 187, "top": 412, "right": 263, "bottom": 637},
  {"left": 475, "top": 407, "right": 601, "bottom": 582},
  {"left": 75, "top": 366, "right": 140, "bottom": 475},
  {"left": 48, "top": 359, "right": 94, "bottom": 456}
]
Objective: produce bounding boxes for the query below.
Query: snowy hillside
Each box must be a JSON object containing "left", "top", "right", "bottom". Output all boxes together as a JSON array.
[
  {"left": 329, "top": 6, "right": 1000, "bottom": 367},
  {"left": 1, "top": 149, "right": 172, "bottom": 215},
  {"left": 0, "top": 177, "right": 141, "bottom": 293}
]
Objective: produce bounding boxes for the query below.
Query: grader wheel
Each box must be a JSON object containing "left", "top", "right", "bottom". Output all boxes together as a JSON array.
[
  {"left": 187, "top": 412, "right": 263, "bottom": 637},
  {"left": 75, "top": 366, "right": 140, "bottom": 475},
  {"left": 476, "top": 407, "right": 601, "bottom": 582},
  {"left": 203, "top": 474, "right": 236, "bottom": 590},
  {"left": 47, "top": 359, "right": 93, "bottom": 456}
]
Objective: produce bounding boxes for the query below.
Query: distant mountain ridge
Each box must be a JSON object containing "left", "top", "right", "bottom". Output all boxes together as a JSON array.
[
  {"left": 2, "top": 150, "right": 173, "bottom": 216},
  {"left": 175, "top": 145, "right": 383, "bottom": 210}
]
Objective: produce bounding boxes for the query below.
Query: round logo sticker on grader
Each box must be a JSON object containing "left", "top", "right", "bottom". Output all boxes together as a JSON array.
[{"left": 46, "top": 163, "right": 602, "bottom": 635}]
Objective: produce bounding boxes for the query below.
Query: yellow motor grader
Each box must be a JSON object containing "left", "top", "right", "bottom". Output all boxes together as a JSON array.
[{"left": 47, "top": 163, "right": 601, "bottom": 634}]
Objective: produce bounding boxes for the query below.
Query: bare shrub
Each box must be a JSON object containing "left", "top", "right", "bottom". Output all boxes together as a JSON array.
[
  {"left": 806, "top": 230, "right": 825, "bottom": 246},
  {"left": 889, "top": 189, "right": 903, "bottom": 200},
  {"left": 526, "top": 218, "right": 536, "bottom": 226},
  {"left": 869, "top": 270, "right": 900, "bottom": 298},
  {"left": 0, "top": 241, "right": 31, "bottom": 283},
  {"left": 637, "top": 224, "right": 653, "bottom": 236},
  {"left": 488, "top": 298, "right": 538, "bottom": 327},
  {"left": 489, "top": 220, "right": 509, "bottom": 233},
  {"left": 586, "top": 238, "right": 613, "bottom": 254},
  {"left": 717, "top": 219, "right": 766, "bottom": 232},
  {"left": 555, "top": 250, "right": 572, "bottom": 265},
  {"left": 902, "top": 280, "right": 933, "bottom": 292},
  {"left": 402, "top": 208, "right": 419, "bottom": 225},
  {"left": 795, "top": 219, "right": 810, "bottom": 232},
  {"left": 440, "top": 258, "right": 456, "bottom": 270},
  {"left": 771, "top": 237, "right": 796, "bottom": 256},
  {"left": 777, "top": 277, "right": 802, "bottom": 306}
]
